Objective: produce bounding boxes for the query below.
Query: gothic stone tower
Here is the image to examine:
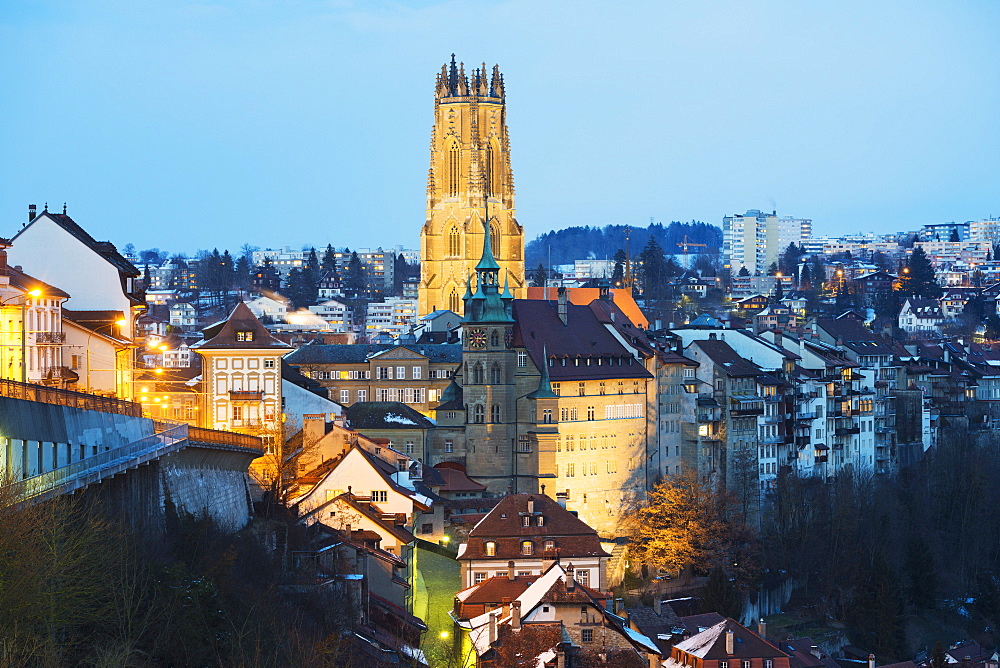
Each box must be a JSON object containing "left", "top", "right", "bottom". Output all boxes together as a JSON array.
[{"left": 419, "top": 55, "right": 525, "bottom": 317}]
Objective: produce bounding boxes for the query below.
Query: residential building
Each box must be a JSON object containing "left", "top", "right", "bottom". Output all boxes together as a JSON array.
[
  {"left": 307, "top": 298, "right": 354, "bottom": 333},
  {"left": 11, "top": 205, "right": 145, "bottom": 398},
  {"left": 245, "top": 295, "right": 289, "bottom": 323},
  {"left": 723, "top": 209, "right": 812, "bottom": 275},
  {"left": 365, "top": 297, "right": 418, "bottom": 340},
  {"left": 898, "top": 298, "right": 944, "bottom": 333},
  {"left": 192, "top": 302, "right": 291, "bottom": 455},
  {"left": 663, "top": 618, "right": 792, "bottom": 668},
  {"left": 418, "top": 55, "right": 525, "bottom": 316},
  {"left": 169, "top": 302, "right": 197, "bottom": 330},
  {"left": 63, "top": 310, "right": 131, "bottom": 396},
  {"left": 345, "top": 401, "right": 435, "bottom": 460},
  {"left": 457, "top": 493, "right": 611, "bottom": 589}
]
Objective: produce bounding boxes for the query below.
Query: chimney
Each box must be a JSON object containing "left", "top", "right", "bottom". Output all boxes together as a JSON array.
[
  {"left": 868, "top": 655, "right": 875, "bottom": 668},
  {"left": 557, "top": 287, "right": 568, "bottom": 325},
  {"left": 511, "top": 600, "right": 521, "bottom": 630},
  {"left": 566, "top": 564, "right": 575, "bottom": 590},
  {"left": 556, "top": 491, "right": 568, "bottom": 508},
  {"left": 725, "top": 629, "right": 735, "bottom": 655},
  {"left": 27, "top": 204, "right": 36, "bottom": 222},
  {"left": 757, "top": 618, "right": 766, "bottom": 639},
  {"left": 557, "top": 649, "right": 567, "bottom": 668},
  {"left": 488, "top": 610, "right": 498, "bottom": 645},
  {"left": 303, "top": 414, "right": 327, "bottom": 452},
  {"left": 614, "top": 597, "right": 624, "bottom": 614},
  {"left": 648, "top": 653, "right": 660, "bottom": 668},
  {"left": 501, "top": 597, "right": 511, "bottom": 615},
  {"left": 508, "top": 561, "right": 515, "bottom": 581},
  {"left": 527, "top": 498, "right": 535, "bottom": 514},
  {"left": 653, "top": 596, "right": 661, "bottom": 615}
]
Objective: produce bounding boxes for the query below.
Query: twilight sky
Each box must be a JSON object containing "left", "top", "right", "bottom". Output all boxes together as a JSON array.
[{"left": 1, "top": 0, "right": 998, "bottom": 255}]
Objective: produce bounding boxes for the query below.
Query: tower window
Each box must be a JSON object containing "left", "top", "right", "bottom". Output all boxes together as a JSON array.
[
  {"left": 491, "top": 404, "right": 501, "bottom": 423},
  {"left": 448, "top": 226, "right": 461, "bottom": 256},
  {"left": 474, "top": 404, "right": 485, "bottom": 423},
  {"left": 490, "top": 364, "right": 502, "bottom": 384},
  {"left": 449, "top": 288, "right": 460, "bottom": 313},
  {"left": 448, "top": 141, "right": 460, "bottom": 197}
]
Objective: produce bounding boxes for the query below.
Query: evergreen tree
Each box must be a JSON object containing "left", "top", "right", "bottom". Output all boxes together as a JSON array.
[
  {"left": 701, "top": 569, "right": 743, "bottom": 619},
  {"left": 297, "top": 247, "right": 320, "bottom": 306},
  {"left": 766, "top": 262, "right": 779, "bottom": 276},
  {"left": 848, "top": 552, "right": 905, "bottom": 660},
  {"left": 899, "top": 247, "right": 940, "bottom": 299},
  {"left": 345, "top": 252, "right": 366, "bottom": 297},
  {"left": 737, "top": 266, "right": 750, "bottom": 277},
  {"left": 949, "top": 228, "right": 960, "bottom": 242},
  {"left": 639, "top": 238, "right": 668, "bottom": 300},
  {"left": 234, "top": 255, "right": 252, "bottom": 292},
  {"left": 773, "top": 278, "right": 784, "bottom": 302},
  {"left": 778, "top": 243, "right": 803, "bottom": 277},
  {"left": 529, "top": 263, "right": 548, "bottom": 287},
  {"left": 321, "top": 244, "right": 338, "bottom": 275},
  {"left": 611, "top": 249, "right": 626, "bottom": 287}
]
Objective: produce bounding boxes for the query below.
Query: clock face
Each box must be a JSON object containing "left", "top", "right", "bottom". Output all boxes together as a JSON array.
[{"left": 469, "top": 328, "right": 488, "bottom": 349}]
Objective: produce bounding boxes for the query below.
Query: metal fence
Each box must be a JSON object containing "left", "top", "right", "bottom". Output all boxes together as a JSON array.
[
  {"left": 5, "top": 424, "right": 189, "bottom": 502},
  {"left": 0, "top": 378, "right": 143, "bottom": 417}
]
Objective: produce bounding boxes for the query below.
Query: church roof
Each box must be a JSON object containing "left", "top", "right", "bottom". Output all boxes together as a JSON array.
[{"left": 526, "top": 287, "right": 648, "bottom": 329}]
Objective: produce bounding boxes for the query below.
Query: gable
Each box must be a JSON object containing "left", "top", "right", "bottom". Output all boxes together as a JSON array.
[{"left": 369, "top": 346, "right": 428, "bottom": 361}]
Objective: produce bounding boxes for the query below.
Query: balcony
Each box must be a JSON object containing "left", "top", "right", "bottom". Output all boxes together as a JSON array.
[
  {"left": 697, "top": 413, "right": 718, "bottom": 423},
  {"left": 35, "top": 331, "right": 66, "bottom": 344},
  {"left": 762, "top": 414, "right": 784, "bottom": 424},
  {"left": 795, "top": 411, "right": 818, "bottom": 420},
  {"left": 229, "top": 390, "right": 264, "bottom": 401},
  {"left": 835, "top": 426, "right": 861, "bottom": 436},
  {"left": 795, "top": 435, "right": 811, "bottom": 447}
]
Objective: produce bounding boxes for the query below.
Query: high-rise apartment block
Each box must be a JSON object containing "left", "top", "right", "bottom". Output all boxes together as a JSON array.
[{"left": 723, "top": 209, "right": 812, "bottom": 275}]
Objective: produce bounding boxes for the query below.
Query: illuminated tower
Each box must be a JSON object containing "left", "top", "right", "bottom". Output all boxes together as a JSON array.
[{"left": 419, "top": 55, "right": 525, "bottom": 316}]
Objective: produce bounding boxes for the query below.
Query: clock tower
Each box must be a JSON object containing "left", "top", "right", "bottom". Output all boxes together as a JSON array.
[{"left": 460, "top": 221, "right": 520, "bottom": 492}]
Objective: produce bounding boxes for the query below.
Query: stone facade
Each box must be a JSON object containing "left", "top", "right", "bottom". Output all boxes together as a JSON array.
[{"left": 419, "top": 55, "right": 525, "bottom": 316}]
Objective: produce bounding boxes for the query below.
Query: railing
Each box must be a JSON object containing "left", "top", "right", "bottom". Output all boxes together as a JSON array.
[
  {"left": 190, "top": 426, "right": 264, "bottom": 450},
  {"left": 35, "top": 331, "right": 66, "bottom": 344},
  {"left": 229, "top": 390, "right": 264, "bottom": 401},
  {"left": 5, "top": 424, "right": 189, "bottom": 502},
  {"left": 0, "top": 378, "right": 142, "bottom": 417}
]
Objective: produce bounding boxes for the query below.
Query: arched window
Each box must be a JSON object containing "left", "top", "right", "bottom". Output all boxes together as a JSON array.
[
  {"left": 447, "top": 141, "right": 461, "bottom": 197},
  {"left": 521, "top": 540, "right": 534, "bottom": 556},
  {"left": 486, "top": 139, "right": 502, "bottom": 197},
  {"left": 474, "top": 404, "right": 485, "bottom": 423},
  {"left": 473, "top": 363, "right": 484, "bottom": 385},
  {"left": 491, "top": 404, "right": 501, "bottom": 423},
  {"left": 448, "top": 288, "right": 460, "bottom": 313},
  {"left": 448, "top": 226, "right": 461, "bottom": 256},
  {"left": 490, "top": 221, "right": 500, "bottom": 257},
  {"left": 490, "top": 363, "right": 502, "bottom": 384},
  {"left": 490, "top": 330, "right": 500, "bottom": 347}
]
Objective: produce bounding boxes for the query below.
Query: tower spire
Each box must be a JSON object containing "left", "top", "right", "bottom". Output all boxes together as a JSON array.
[{"left": 530, "top": 345, "right": 557, "bottom": 398}]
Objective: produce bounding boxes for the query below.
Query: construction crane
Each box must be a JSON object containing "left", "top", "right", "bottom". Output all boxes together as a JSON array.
[{"left": 676, "top": 235, "right": 708, "bottom": 254}]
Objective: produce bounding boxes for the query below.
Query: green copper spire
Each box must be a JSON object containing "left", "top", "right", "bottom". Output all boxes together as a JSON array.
[
  {"left": 501, "top": 270, "right": 513, "bottom": 299},
  {"left": 476, "top": 218, "right": 501, "bottom": 272},
  {"left": 529, "top": 345, "right": 557, "bottom": 399}
]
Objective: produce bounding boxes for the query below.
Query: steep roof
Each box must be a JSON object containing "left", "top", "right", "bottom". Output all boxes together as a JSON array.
[
  {"left": 462, "top": 493, "right": 609, "bottom": 561},
  {"left": 511, "top": 300, "right": 651, "bottom": 382},
  {"left": 671, "top": 618, "right": 788, "bottom": 661},
  {"left": 193, "top": 302, "right": 292, "bottom": 350},
  {"left": 815, "top": 317, "right": 895, "bottom": 357},
  {"left": 285, "top": 343, "right": 463, "bottom": 365},
  {"left": 690, "top": 339, "right": 764, "bottom": 377},
  {"left": 15, "top": 211, "right": 140, "bottom": 278},
  {"left": 433, "top": 465, "right": 487, "bottom": 493},
  {"left": 346, "top": 402, "right": 435, "bottom": 430},
  {"left": 526, "top": 287, "right": 649, "bottom": 329}
]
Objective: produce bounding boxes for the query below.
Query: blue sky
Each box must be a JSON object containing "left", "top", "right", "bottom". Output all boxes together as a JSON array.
[{"left": 1, "top": 0, "right": 998, "bottom": 254}]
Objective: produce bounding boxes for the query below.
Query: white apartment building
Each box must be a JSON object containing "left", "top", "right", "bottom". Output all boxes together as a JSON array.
[
  {"left": 723, "top": 209, "right": 812, "bottom": 274},
  {"left": 970, "top": 217, "right": 1000, "bottom": 245},
  {"left": 365, "top": 297, "right": 418, "bottom": 340},
  {"left": 308, "top": 299, "right": 353, "bottom": 333}
]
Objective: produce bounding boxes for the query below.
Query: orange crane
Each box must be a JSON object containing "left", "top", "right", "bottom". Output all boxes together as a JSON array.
[{"left": 676, "top": 235, "right": 708, "bottom": 254}]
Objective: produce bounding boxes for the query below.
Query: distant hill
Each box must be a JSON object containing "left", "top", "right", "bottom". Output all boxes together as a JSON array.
[{"left": 525, "top": 221, "right": 722, "bottom": 267}]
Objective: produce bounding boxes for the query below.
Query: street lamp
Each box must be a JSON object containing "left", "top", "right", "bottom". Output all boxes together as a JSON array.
[{"left": 1, "top": 288, "right": 42, "bottom": 383}]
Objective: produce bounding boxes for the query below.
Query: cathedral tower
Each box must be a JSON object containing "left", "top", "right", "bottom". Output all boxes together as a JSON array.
[{"left": 419, "top": 55, "right": 525, "bottom": 317}]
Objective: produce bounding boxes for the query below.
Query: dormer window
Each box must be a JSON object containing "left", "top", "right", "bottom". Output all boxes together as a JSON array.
[
  {"left": 485, "top": 541, "right": 496, "bottom": 557},
  {"left": 236, "top": 330, "right": 255, "bottom": 342}
]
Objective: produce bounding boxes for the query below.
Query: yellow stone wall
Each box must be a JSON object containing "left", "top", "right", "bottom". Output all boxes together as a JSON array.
[{"left": 419, "top": 65, "right": 525, "bottom": 316}]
